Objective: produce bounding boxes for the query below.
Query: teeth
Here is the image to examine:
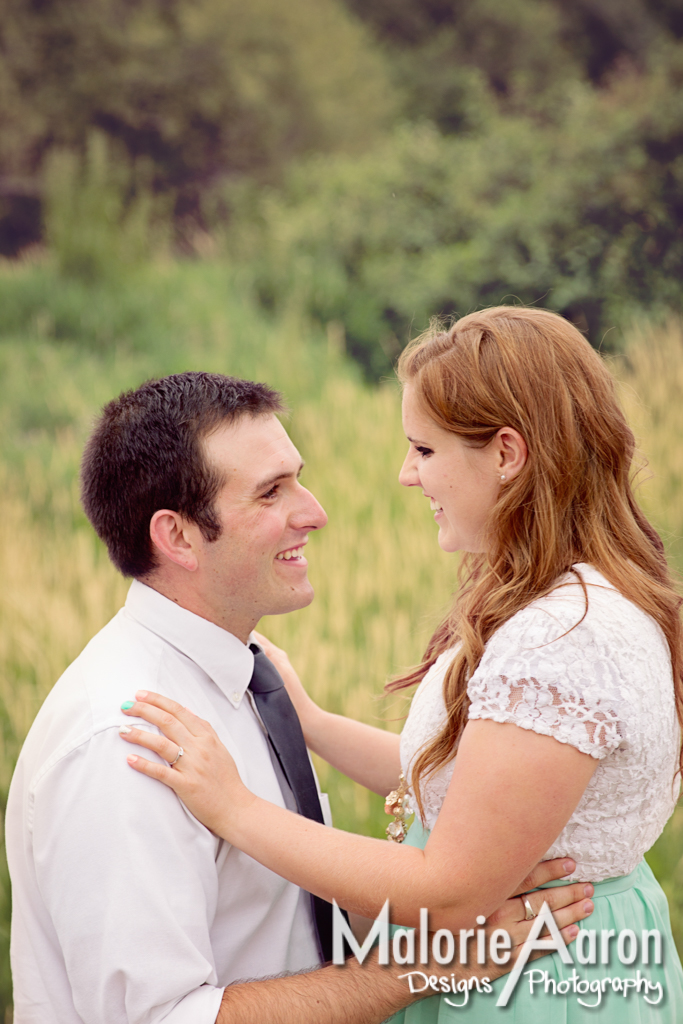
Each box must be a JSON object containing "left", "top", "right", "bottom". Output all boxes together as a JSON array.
[
  {"left": 276, "top": 547, "right": 304, "bottom": 561},
  {"left": 429, "top": 499, "right": 443, "bottom": 511}
]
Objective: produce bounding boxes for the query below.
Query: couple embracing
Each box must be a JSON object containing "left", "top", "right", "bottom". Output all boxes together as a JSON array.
[{"left": 7, "top": 305, "right": 683, "bottom": 1022}]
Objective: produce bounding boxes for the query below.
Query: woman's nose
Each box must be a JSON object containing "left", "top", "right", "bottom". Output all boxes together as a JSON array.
[{"left": 398, "top": 452, "right": 420, "bottom": 488}]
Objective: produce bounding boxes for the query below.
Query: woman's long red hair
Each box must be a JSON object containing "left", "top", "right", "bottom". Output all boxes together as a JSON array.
[{"left": 389, "top": 306, "right": 683, "bottom": 819}]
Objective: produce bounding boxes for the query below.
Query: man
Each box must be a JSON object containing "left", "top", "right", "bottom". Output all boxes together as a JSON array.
[{"left": 6, "top": 372, "right": 593, "bottom": 1023}]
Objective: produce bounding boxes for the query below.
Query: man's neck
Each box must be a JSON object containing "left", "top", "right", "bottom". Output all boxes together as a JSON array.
[{"left": 139, "top": 574, "right": 254, "bottom": 644}]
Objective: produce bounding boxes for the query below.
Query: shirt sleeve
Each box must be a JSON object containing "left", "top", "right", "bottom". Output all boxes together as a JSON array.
[
  {"left": 467, "top": 600, "right": 624, "bottom": 759},
  {"left": 30, "top": 725, "right": 225, "bottom": 1024}
]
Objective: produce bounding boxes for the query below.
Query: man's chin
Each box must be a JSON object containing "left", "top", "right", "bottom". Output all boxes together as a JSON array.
[{"left": 267, "top": 582, "right": 315, "bottom": 616}]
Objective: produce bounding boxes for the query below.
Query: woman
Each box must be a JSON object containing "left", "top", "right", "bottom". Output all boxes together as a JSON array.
[{"left": 120, "top": 306, "right": 683, "bottom": 1020}]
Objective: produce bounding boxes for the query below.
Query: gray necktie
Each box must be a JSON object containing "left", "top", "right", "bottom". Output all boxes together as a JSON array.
[{"left": 248, "top": 646, "right": 335, "bottom": 962}]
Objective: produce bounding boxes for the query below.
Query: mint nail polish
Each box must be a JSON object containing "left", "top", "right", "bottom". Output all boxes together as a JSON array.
[{"left": 121, "top": 701, "right": 135, "bottom": 710}]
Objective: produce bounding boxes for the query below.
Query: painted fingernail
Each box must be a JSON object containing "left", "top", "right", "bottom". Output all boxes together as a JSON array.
[
  {"left": 119, "top": 724, "right": 132, "bottom": 735},
  {"left": 127, "top": 755, "right": 138, "bottom": 764},
  {"left": 584, "top": 900, "right": 594, "bottom": 914},
  {"left": 563, "top": 860, "right": 575, "bottom": 872},
  {"left": 121, "top": 701, "right": 135, "bottom": 711},
  {"left": 584, "top": 884, "right": 594, "bottom": 897},
  {"left": 135, "top": 690, "right": 148, "bottom": 700},
  {"left": 568, "top": 925, "right": 579, "bottom": 938}
]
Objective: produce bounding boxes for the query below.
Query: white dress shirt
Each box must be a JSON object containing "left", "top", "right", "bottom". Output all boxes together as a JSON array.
[{"left": 6, "top": 580, "right": 322, "bottom": 1024}]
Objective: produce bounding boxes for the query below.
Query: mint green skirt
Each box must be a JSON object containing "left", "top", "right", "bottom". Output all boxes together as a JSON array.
[{"left": 388, "top": 822, "right": 683, "bottom": 1022}]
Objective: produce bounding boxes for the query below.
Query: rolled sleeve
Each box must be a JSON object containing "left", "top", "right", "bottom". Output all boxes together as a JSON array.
[
  {"left": 31, "top": 726, "right": 224, "bottom": 1024},
  {"left": 157, "top": 985, "right": 224, "bottom": 1023}
]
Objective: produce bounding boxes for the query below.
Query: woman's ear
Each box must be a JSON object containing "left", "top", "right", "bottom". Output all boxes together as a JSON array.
[
  {"left": 496, "top": 426, "right": 528, "bottom": 482},
  {"left": 149, "top": 510, "right": 200, "bottom": 572}
]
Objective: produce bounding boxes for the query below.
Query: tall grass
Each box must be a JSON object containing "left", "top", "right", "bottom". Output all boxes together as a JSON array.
[
  {"left": 616, "top": 318, "right": 683, "bottom": 569},
  {"left": 615, "top": 319, "right": 683, "bottom": 944},
  {"left": 0, "top": 257, "right": 681, "bottom": 1018}
]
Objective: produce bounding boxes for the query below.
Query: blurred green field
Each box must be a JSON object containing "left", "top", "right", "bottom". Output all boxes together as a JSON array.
[{"left": 0, "top": 258, "right": 681, "bottom": 1019}]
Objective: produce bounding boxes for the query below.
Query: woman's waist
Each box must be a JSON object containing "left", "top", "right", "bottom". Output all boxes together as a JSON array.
[
  {"left": 535, "top": 861, "right": 648, "bottom": 897},
  {"left": 531, "top": 859, "right": 674, "bottom": 933},
  {"left": 542, "top": 833, "right": 665, "bottom": 884}
]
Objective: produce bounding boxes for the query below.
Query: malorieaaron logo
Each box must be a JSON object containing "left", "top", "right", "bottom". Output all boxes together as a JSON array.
[{"left": 332, "top": 901, "right": 664, "bottom": 1008}]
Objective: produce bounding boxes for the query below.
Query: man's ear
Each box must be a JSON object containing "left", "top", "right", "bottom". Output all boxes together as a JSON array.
[{"left": 149, "top": 510, "right": 200, "bottom": 572}]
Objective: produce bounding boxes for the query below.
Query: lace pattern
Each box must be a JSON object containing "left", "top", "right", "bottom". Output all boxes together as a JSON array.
[{"left": 399, "top": 564, "right": 680, "bottom": 881}]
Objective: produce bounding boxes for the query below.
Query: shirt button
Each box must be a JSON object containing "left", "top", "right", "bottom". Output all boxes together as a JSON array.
[{"left": 232, "top": 691, "right": 240, "bottom": 702}]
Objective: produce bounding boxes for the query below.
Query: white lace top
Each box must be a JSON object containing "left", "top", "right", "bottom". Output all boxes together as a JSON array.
[{"left": 400, "top": 564, "right": 680, "bottom": 881}]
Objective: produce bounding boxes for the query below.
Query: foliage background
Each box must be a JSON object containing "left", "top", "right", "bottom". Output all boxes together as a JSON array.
[
  {"left": 3, "top": 0, "right": 683, "bottom": 374},
  {"left": 1, "top": 0, "right": 683, "bottom": 1019}
]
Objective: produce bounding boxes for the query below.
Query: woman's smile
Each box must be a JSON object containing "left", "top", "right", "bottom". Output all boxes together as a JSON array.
[{"left": 399, "top": 385, "right": 503, "bottom": 554}]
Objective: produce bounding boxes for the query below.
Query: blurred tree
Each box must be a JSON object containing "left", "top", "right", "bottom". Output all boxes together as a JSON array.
[
  {"left": 227, "top": 47, "right": 683, "bottom": 377},
  {"left": 44, "top": 133, "right": 169, "bottom": 283},
  {"left": 340, "top": 0, "right": 575, "bottom": 132},
  {"left": 558, "top": 0, "right": 677, "bottom": 81},
  {"left": 343, "top": 0, "right": 683, "bottom": 129},
  {"left": 0, "top": 0, "right": 395, "bottom": 253}
]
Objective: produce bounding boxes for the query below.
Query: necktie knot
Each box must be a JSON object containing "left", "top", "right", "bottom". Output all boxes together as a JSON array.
[{"left": 249, "top": 646, "right": 285, "bottom": 694}]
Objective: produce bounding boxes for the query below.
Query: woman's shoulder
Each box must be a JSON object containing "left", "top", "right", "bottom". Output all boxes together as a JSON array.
[
  {"left": 489, "top": 562, "right": 662, "bottom": 652},
  {"left": 469, "top": 562, "right": 672, "bottom": 716},
  {"left": 466, "top": 565, "right": 656, "bottom": 758}
]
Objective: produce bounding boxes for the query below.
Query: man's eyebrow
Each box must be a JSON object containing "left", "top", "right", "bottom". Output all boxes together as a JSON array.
[{"left": 252, "top": 461, "right": 305, "bottom": 494}]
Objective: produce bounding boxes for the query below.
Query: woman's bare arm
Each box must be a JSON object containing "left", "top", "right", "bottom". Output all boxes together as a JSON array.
[
  {"left": 305, "top": 711, "right": 401, "bottom": 797},
  {"left": 252, "top": 632, "right": 401, "bottom": 796},
  {"left": 121, "top": 697, "right": 598, "bottom": 933}
]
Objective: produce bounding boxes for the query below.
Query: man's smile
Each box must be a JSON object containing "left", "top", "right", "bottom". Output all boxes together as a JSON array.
[{"left": 275, "top": 543, "right": 308, "bottom": 563}]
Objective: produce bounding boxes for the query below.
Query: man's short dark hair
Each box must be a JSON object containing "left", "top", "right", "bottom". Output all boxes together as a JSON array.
[{"left": 81, "top": 372, "right": 285, "bottom": 577}]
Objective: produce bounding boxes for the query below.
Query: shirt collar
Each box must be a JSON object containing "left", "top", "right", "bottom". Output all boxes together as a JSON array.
[{"left": 124, "top": 579, "right": 254, "bottom": 708}]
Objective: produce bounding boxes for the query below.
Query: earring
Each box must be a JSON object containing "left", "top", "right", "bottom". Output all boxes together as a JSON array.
[{"left": 500, "top": 474, "right": 506, "bottom": 482}]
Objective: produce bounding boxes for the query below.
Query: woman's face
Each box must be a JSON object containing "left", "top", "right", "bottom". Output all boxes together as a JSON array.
[{"left": 399, "top": 385, "right": 503, "bottom": 554}]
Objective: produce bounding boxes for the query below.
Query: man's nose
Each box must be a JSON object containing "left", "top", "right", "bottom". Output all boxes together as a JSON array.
[{"left": 294, "top": 487, "right": 328, "bottom": 530}]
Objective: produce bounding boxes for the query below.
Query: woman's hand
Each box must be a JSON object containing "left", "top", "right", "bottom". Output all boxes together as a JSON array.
[
  {"left": 253, "top": 632, "right": 402, "bottom": 796},
  {"left": 252, "top": 631, "right": 321, "bottom": 737},
  {"left": 119, "top": 691, "right": 256, "bottom": 838}
]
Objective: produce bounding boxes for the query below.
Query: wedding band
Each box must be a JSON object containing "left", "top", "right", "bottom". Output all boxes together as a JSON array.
[
  {"left": 523, "top": 897, "right": 536, "bottom": 921},
  {"left": 168, "top": 746, "right": 184, "bottom": 767}
]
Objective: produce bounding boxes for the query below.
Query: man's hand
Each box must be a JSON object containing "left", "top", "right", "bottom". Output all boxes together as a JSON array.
[
  {"left": 487, "top": 856, "right": 594, "bottom": 952},
  {"left": 385, "top": 859, "right": 592, "bottom": 992},
  {"left": 216, "top": 861, "right": 593, "bottom": 1023},
  {"left": 251, "top": 630, "right": 319, "bottom": 731}
]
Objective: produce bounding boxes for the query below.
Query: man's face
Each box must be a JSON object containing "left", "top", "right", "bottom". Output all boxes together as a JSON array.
[{"left": 195, "top": 413, "right": 327, "bottom": 636}]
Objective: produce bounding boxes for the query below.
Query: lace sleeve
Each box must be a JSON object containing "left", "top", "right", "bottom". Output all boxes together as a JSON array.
[{"left": 467, "top": 601, "right": 624, "bottom": 759}]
